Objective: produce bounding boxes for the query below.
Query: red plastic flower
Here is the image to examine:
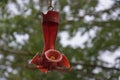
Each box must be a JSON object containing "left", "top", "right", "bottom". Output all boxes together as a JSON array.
[
  {"left": 31, "top": 49, "right": 70, "bottom": 73},
  {"left": 31, "top": 10, "right": 70, "bottom": 73}
]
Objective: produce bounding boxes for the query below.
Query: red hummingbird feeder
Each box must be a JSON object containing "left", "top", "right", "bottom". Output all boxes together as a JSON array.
[{"left": 30, "top": 0, "right": 70, "bottom": 73}]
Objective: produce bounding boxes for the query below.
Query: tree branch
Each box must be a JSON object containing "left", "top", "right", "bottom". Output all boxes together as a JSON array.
[
  {"left": 0, "top": 46, "right": 33, "bottom": 56},
  {"left": 72, "top": 61, "right": 120, "bottom": 71},
  {"left": 0, "top": 46, "right": 119, "bottom": 71},
  {"left": 61, "top": 3, "right": 120, "bottom": 25}
]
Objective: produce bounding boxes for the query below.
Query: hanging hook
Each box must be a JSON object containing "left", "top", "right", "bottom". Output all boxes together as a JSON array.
[
  {"left": 48, "top": 0, "right": 54, "bottom": 10},
  {"left": 50, "top": 0, "right": 52, "bottom": 7}
]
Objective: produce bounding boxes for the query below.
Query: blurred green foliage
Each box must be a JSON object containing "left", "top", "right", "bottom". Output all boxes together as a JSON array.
[{"left": 0, "top": 0, "right": 120, "bottom": 80}]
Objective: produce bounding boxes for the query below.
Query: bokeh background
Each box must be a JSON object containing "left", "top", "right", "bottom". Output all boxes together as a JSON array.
[{"left": 0, "top": 0, "right": 120, "bottom": 80}]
